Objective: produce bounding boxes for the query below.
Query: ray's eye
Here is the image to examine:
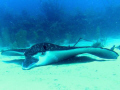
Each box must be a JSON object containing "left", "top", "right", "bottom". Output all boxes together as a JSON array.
[
  {"left": 41, "top": 45, "right": 47, "bottom": 55},
  {"left": 43, "top": 45, "right": 47, "bottom": 50}
]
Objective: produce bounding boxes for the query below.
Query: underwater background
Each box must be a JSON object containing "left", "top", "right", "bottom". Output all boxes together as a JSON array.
[
  {"left": 0, "top": 1, "right": 120, "bottom": 90},
  {"left": 0, "top": 0, "right": 120, "bottom": 47}
]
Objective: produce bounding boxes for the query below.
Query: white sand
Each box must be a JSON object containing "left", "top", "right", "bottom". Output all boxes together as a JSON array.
[{"left": 0, "top": 38, "right": 120, "bottom": 90}]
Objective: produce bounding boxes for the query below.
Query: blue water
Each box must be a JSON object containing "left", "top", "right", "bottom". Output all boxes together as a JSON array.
[{"left": 0, "top": 0, "right": 120, "bottom": 48}]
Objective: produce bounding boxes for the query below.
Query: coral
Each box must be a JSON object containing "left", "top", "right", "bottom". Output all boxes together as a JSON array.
[
  {"left": 92, "top": 38, "right": 107, "bottom": 48},
  {"left": 92, "top": 41, "right": 104, "bottom": 48},
  {"left": 1, "top": 27, "right": 11, "bottom": 47},
  {"left": 10, "top": 41, "right": 18, "bottom": 49},
  {"left": 1, "top": 1, "right": 120, "bottom": 45},
  {"left": 96, "top": 26, "right": 101, "bottom": 41},
  {"left": 0, "top": 38, "right": 2, "bottom": 47},
  {"left": 13, "top": 29, "right": 29, "bottom": 48}
]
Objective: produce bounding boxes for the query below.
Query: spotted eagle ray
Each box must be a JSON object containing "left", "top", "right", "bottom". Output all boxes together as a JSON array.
[{"left": 1, "top": 43, "right": 119, "bottom": 70}]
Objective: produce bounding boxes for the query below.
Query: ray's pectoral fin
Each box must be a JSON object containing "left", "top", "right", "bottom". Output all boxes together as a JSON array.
[
  {"left": 1, "top": 49, "right": 27, "bottom": 56},
  {"left": 22, "top": 47, "right": 119, "bottom": 70},
  {"left": 86, "top": 48, "right": 119, "bottom": 59}
]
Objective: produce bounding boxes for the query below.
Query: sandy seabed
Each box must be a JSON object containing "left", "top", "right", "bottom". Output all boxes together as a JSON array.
[{"left": 0, "top": 38, "right": 120, "bottom": 90}]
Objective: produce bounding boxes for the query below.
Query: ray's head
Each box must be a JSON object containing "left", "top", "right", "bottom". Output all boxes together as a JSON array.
[
  {"left": 22, "top": 51, "right": 47, "bottom": 70},
  {"left": 22, "top": 53, "right": 42, "bottom": 70},
  {"left": 22, "top": 56, "right": 39, "bottom": 70}
]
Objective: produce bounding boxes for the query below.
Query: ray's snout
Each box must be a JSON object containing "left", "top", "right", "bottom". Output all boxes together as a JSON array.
[{"left": 22, "top": 57, "right": 39, "bottom": 70}]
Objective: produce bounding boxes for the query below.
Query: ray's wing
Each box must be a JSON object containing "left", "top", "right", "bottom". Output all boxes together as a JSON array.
[{"left": 1, "top": 49, "right": 27, "bottom": 56}]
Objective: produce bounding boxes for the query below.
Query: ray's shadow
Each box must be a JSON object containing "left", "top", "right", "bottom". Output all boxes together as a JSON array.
[
  {"left": 2, "top": 59, "right": 24, "bottom": 66},
  {"left": 2, "top": 56, "right": 108, "bottom": 67},
  {"left": 52, "top": 56, "right": 106, "bottom": 65}
]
